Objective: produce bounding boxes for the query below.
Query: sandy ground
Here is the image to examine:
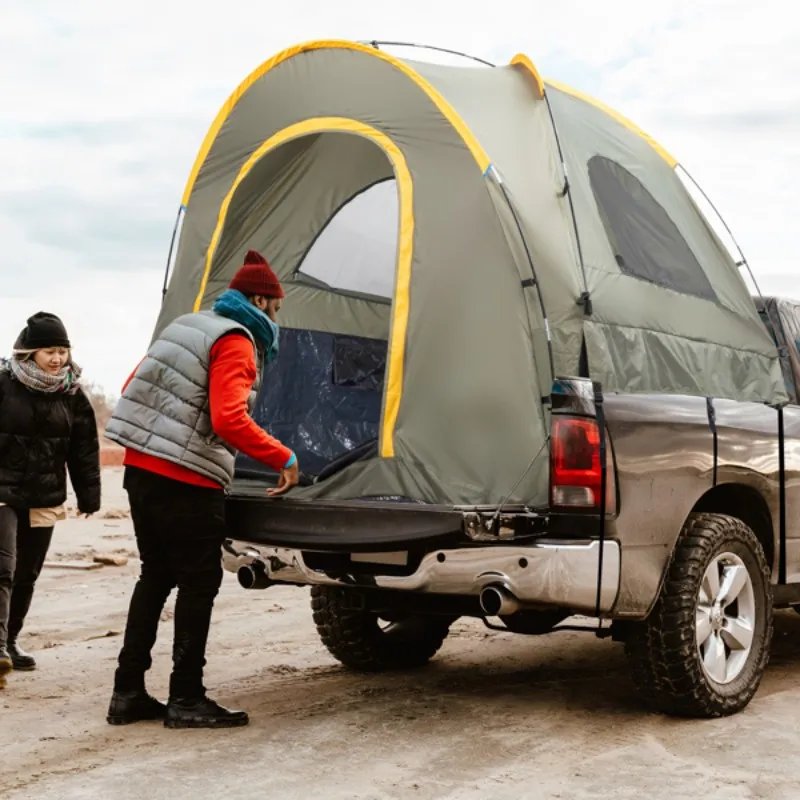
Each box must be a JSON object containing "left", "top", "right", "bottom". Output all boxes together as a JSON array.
[{"left": 4, "top": 469, "right": 800, "bottom": 799}]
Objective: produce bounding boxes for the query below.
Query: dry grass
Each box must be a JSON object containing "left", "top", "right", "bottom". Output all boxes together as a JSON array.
[{"left": 84, "top": 381, "right": 123, "bottom": 466}]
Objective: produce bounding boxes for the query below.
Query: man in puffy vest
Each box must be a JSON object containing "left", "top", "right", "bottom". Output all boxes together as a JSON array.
[{"left": 105, "top": 249, "right": 298, "bottom": 729}]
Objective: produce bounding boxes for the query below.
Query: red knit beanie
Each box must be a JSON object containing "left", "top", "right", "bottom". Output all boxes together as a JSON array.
[{"left": 228, "top": 249, "right": 285, "bottom": 299}]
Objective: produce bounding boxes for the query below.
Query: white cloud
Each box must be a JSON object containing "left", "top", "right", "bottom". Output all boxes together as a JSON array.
[
  {"left": 1, "top": 0, "right": 798, "bottom": 389},
  {"left": 595, "top": 2, "right": 800, "bottom": 283}
]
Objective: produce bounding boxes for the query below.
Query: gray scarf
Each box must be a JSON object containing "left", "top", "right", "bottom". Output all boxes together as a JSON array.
[{"left": 0, "top": 356, "right": 82, "bottom": 395}]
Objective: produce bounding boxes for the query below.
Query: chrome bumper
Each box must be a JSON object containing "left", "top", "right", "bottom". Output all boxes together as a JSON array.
[{"left": 223, "top": 538, "right": 621, "bottom": 614}]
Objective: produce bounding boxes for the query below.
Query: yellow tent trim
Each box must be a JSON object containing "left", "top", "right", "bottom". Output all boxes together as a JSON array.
[
  {"left": 544, "top": 78, "right": 678, "bottom": 168},
  {"left": 192, "top": 117, "right": 413, "bottom": 459},
  {"left": 180, "top": 39, "right": 491, "bottom": 207},
  {"left": 510, "top": 53, "right": 544, "bottom": 98}
]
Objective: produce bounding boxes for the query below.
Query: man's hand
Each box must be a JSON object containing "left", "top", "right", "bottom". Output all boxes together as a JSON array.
[{"left": 268, "top": 462, "right": 300, "bottom": 496}]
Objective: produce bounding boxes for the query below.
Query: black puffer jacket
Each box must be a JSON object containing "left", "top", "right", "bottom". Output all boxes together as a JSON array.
[{"left": 0, "top": 370, "right": 101, "bottom": 513}]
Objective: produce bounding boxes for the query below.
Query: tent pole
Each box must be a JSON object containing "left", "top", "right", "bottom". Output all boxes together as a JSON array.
[
  {"left": 678, "top": 165, "right": 764, "bottom": 298},
  {"left": 361, "top": 40, "right": 496, "bottom": 68},
  {"left": 162, "top": 205, "right": 185, "bottom": 300},
  {"left": 542, "top": 91, "right": 590, "bottom": 303},
  {"left": 486, "top": 165, "right": 555, "bottom": 522},
  {"left": 486, "top": 164, "right": 555, "bottom": 380}
]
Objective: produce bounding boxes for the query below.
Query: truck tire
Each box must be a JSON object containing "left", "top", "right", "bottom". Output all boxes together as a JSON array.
[
  {"left": 625, "top": 513, "right": 772, "bottom": 718},
  {"left": 311, "top": 586, "right": 452, "bottom": 672}
]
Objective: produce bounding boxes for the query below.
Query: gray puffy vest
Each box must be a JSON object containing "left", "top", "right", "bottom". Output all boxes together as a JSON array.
[{"left": 105, "top": 311, "right": 262, "bottom": 487}]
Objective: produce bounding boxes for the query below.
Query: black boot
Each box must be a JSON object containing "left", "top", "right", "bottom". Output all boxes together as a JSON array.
[
  {"left": 107, "top": 690, "right": 167, "bottom": 725},
  {"left": 164, "top": 696, "right": 249, "bottom": 729},
  {"left": 0, "top": 649, "right": 12, "bottom": 690},
  {"left": 8, "top": 641, "right": 36, "bottom": 671}
]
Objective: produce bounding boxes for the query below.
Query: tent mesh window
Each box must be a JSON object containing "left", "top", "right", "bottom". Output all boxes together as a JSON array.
[
  {"left": 294, "top": 178, "right": 397, "bottom": 303},
  {"left": 238, "top": 330, "right": 388, "bottom": 479},
  {"left": 588, "top": 156, "right": 717, "bottom": 301}
]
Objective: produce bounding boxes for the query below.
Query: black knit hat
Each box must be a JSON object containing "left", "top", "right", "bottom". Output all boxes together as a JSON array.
[{"left": 14, "top": 312, "right": 71, "bottom": 350}]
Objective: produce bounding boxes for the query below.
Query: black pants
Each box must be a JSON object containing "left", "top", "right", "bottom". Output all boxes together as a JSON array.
[
  {"left": 0, "top": 506, "right": 54, "bottom": 650},
  {"left": 114, "top": 467, "right": 227, "bottom": 700}
]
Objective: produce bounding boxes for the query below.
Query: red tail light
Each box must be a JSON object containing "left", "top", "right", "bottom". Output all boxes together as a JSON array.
[{"left": 551, "top": 417, "right": 608, "bottom": 510}]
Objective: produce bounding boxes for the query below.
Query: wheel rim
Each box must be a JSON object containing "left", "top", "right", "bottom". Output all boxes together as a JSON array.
[{"left": 696, "top": 552, "right": 756, "bottom": 685}]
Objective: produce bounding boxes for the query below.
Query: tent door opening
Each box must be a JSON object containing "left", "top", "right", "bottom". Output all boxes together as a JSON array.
[{"left": 219, "top": 132, "right": 400, "bottom": 484}]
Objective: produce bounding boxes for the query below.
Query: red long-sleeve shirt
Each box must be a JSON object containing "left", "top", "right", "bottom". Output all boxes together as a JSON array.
[{"left": 122, "top": 332, "right": 293, "bottom": 488}]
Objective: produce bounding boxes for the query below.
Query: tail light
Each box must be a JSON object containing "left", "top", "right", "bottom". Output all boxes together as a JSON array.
[{"left": 551, "top": 417, "right": 615, "bottom": 513}]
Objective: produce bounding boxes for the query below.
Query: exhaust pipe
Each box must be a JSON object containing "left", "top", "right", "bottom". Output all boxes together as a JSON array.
[
  {"left": 237, "top": 562, "right": 273, "bottom": 590},
  {"left": 479, "top": 585, "right": 521, "bottom": 616}
]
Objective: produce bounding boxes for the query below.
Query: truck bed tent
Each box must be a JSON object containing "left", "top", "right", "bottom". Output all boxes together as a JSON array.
[{"left": 156, "top": 39, "right": 787, "bottom": 507}]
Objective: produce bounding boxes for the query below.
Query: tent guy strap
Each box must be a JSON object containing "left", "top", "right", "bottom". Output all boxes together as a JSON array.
[
  {"left": 192, "top": 117, "right": 413, "bottom": 461},
  {"left": 179, "top": 39, "right": 491, "bottom": 208}
]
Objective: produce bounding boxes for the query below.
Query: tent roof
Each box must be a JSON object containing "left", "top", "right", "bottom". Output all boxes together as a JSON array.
[
  {"left": 541, "top": 78, "right": 677, "bottom": 167},
  {"left": 180, "top": 40, "right": 492, "bottom": 207},
  {"left": 180, "top": 39, "right": 677, "bottom": 205}
]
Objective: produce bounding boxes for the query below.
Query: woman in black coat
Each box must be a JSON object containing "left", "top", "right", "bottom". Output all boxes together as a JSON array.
[{"left": 0, "top": 312, "right": 101, "bottom": 688}]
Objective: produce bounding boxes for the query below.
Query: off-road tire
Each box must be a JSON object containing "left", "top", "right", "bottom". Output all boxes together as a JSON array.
[
  {"left": 625, "top": 513, "right": 772, "bottom": 718},
  {"left": 311, "top": 586, "right": 452, "bottom": 672}
]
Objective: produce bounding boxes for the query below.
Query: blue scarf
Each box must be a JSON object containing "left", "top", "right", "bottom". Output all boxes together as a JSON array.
[{"left": 212, "top": 289, "right": 280, "bottom": 363}]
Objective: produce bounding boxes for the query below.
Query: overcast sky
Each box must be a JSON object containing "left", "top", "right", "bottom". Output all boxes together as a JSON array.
[{"left": 1, "top": 0, "right": 798, "bottom": 392}]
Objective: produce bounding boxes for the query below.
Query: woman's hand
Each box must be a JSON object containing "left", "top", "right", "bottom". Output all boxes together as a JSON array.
[{"left": 267, "top": 462, "right": 300, "bottom": 497}]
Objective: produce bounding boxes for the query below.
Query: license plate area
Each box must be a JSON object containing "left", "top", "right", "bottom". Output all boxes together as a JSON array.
[
  {"left": 302, "top": 550, "right": 418, "bottom": 576},
  {"left": 351, "top": 551, "right": 408, "bottom": 566}
]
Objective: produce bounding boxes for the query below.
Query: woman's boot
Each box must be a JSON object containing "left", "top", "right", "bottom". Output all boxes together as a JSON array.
[
  {"left": 0, "top": 648, "right": 12, "bottom": 689},
  {"left": 7, "top": 640, "right": 35, "bottom": 671}
]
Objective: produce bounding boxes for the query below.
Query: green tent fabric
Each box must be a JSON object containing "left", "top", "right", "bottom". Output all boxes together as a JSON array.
[
  {"left": 155, "top": 39, "right": 787, "bottom": 507},
  {"left": 756, "top": 296, "right": 800, "bottom": 404}
]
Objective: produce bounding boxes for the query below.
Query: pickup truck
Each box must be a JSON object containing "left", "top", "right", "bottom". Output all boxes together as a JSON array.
[{"left": 221, "top": 294, "right": 800, "bottom": 719}]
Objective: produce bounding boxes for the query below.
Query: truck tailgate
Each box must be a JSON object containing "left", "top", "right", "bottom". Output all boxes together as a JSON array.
[{"left": 225, "top": 481, "right": 464, "bottom": 552}]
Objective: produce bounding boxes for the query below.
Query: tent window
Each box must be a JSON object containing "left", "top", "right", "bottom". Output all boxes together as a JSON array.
[
  {"left": 588, "top": 156, "right": 717, "bottom": 301},
  {"left": 296, "top": 179, "right": 398, "bottom": 302}
]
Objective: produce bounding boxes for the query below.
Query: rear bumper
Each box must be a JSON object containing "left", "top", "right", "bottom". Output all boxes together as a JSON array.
[{"left": 222, "top": 538, "right": 621, "bottom": 615}]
